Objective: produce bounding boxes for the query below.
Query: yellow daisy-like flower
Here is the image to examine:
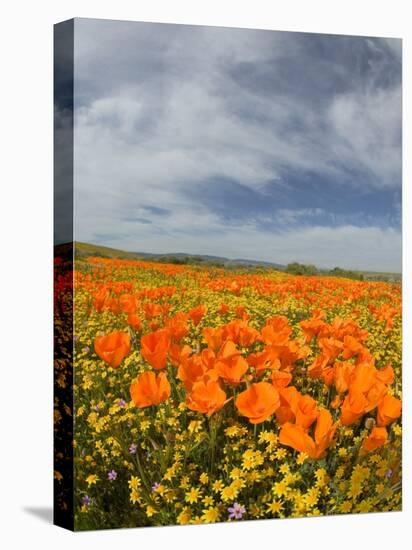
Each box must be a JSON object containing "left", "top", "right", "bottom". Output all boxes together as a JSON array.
[
  {"left": 145, "top": 505, "right": 156, "bottom": 517},
  {"left": 392, "top": 424, "right": 402, "bottom": 436},
  {"left": 230, "top": 467, "right": 243, "bottom": 480},
  {"left": 274, "top": 448, "right": 287, "bottom": 460},
  {"left": 267, "top": 500, "right": 283, "bottom": 514},
  {"left": 85, "top": 474, "right": 98, "bottom": 486},
  {"left": 199, "top": 472, "right": 209, "bottom": 485},
  {"left": 128, "top": 476, "right": 141, "bottom": 490},
  {"left": 201, "top": 507, "right": 220, "bottom": 523},
  {"left": 177, "top": 509, "right": 191, "bottom": 525},
  {"left": 185, "top": 487, "right": 201, "bottom": 504},
  {"left": 225, "top": 426, "right": 240, "bottom": 438},
  {"left": 221, "top": 485, "right": 239, "bottom": 502},
  {"left": 296, "top": 452, "right": 308, "bottom": 465},
  {"left": 279, "top": 464, "right": 290, "bottom": 475},
  {"left": 212, "top": 480, "right": 224, "bottom": 493},
  {"left": 203, "top": 495, "right": 214, "bottom": 507},
  {"left": 272, "top": 480, "right": 289, "bottom": 498}
]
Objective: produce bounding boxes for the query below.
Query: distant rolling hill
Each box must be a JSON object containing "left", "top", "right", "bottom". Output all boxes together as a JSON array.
[
  {"left": 74, "top": 241, "right": 285, "bottom": 269},
  {"left": 71, "top": 242, "right": 401, "bottom": 282}
]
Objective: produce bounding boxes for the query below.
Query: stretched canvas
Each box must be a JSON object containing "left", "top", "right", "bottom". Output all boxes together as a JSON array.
[{"left": 54, "top": 18, "right": 402, "bottom": 531}]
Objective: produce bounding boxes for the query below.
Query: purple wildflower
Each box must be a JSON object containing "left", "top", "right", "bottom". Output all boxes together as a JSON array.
[
  {"left": 108, "top": 470, "right": 117, "bottom": 481},
  {"left": 117, "top": 399, "right": 126, "bottom": 408},
  {"left": 385, "top": 469, "right": 393, "bottom": 479},
  {"left": 228, "top": 502, "right": 246, "bottom": 520},
  {"left": 129, "top": 443, "right": 137, "bottom": 454},
  {"left": 151, "top": 482, "right": 161, "bottom": 492},
  {"left": 81, "top": 495, "right": 91, "bottom": 506}
]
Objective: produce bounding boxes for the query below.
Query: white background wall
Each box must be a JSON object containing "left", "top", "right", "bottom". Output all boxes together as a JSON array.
[{"left": 0, "top": 1, "right": 410, "bottom": 548}]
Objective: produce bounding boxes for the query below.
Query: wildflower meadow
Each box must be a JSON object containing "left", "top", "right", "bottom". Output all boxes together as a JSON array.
[{"left": 55, "top": 254, "right": 402, "bottom": 530}]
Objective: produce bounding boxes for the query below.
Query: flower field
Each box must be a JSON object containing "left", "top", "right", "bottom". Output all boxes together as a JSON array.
[{"left": 59, "top": 255, "right": 402, "bottom": 529}]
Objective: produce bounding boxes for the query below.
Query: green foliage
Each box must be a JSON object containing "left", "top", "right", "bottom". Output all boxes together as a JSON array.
[{"left": 285, "top": 262, "right": 318, "bottom": 276}]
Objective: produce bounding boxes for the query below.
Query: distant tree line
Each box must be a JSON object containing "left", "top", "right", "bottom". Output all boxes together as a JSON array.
[{"left": 285, "top": 262, "right": 364, "bottom": 281}]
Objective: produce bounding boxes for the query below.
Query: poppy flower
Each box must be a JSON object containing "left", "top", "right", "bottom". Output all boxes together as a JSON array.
[
  {"left": 119, "top": 293, "right": 139, "bottom": 314},
  {"left": 362, "top": 426, "right": 388, "bottom": 453},
  {"left": 215, "top": 354, "right": 249, "bottom": 385},
  {"left": 219, "top": 303, "right": 230, "bottom": 314},
  {"left": 235, "top": 382, "right": 280, "bottom": 424},
  {"left": 350, "top": 362, "right": 376, "bottom": 394},
  {"left": 313, "top": 408, "right": 337, "bottom": 457},
  {"left": 169, "top": 343, "right": 192, "bottom": 368},
  {"left": 279, "top": 408, "right": 336, "bottom": 459},
  {"left": 261, "top": 316, "right": 292, "bottom": 346},
  {"left": 127, "top": 313, "right": 141, "bottom": 331},
  {"left": 140, "top": 328, "right": 171, "bottom": 370},
  {"left": 166, "top": 313, "right": 189, "bottom": 343},
  {"left": 275, "top": 386, "right": 300, "bottom": 425},
  {"left": 295, "top": 394, "right": 319, "bottom": 429},
  {"left": 186, "top": 380, "right": 226, "bottom": 416},
  {"left": 143, "top": 302, "right": 163, "bottom": 319},
  {"left": 188, "top": 305, "right": 207, "bottom": 326},
  {"left": 340, "top": 391, "right": 369, "bottom": 425},
  {"left": 92, "top": 287, "right": 109, "bottom": 312},
  {"left": 278, "top": 422, "right": 316, "bottom": 457},
  {"left": 376, "top": 365, "right": 395, "bottom": 385},
  {"left": 203, "top": 327, "right": 224, "bottom": 351},
  {"left": 177, "top": 354, "right": 207, "bottom": 391},
  {"left": 130, "top": 371, "right": 171, "bottom": 408},
  {"left": 271, "top": 370, "right": 292, "bottom": 389},
  {"left": 377, "top": 394, "right": 401, "bottom": 426},
  {"left": 234, "top": 305, "right": 249, "bottom": 320},
  {"left": 94, "top": 330, "right": 131, "bottom": 368},
  {"left": 334, "top": 361, "right": 355, "bottom": 394},
  {"left": 342, "top": 335, "right": 365, "bottom": 360}
]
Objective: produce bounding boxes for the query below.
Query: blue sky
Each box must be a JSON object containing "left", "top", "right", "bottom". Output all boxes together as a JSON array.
[{"left": 71, "top": 19, "right": 402, "bottom": 271}]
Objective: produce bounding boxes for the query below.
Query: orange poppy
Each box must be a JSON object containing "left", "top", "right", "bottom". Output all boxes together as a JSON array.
[
  {"left": 140, "top": 328, "right": 171, "bottom": 370},
  {"left": 130, "top": 371, "right": 171, "bottom": 408},
  {"left": 234, "top": 305, "right": 249, "bottom": 320},
  {"left": 94, "top": 330, "right": 131, "bottom": 368},
  {"left": 271, "top": 370, "right": 292, "bottom": 389},
  {"left": 188, "top": 305, "right": 207, "bottom": 326},
  {"left": 279, "top": 408, "right": 336, "bottom": 459},
  {"left": 166, "top": 313, "right": 189, "bottom": 343},
  {"left": 143, "top": 302, "right": 163, "bottom": 319},
  {"left": 261, "top": 316, "right": 292, "bottom": 346},
  {"left": 313, "top": 408, "right": 337, "bottom": 458},
  {"left": 377, "top": 394, "right": 401, "bottom": 426},
  {"left": 235, "top": 382, "right": 280, "bottom": 424},
  {"left": 362, "top": 426, "right": 388, "bottom": 453},
  {"left": 334, "top": 361, "right": 355, "bottom": 394},
  {"left": 295, "top": 394, "right": 319, "bottom": 429},
  {"left": 275, "top": 386, "right": 300, "bottom": 425},
  {"left": 119, "top": 293, "right": 139, "bottom": 314},
  {"left": 219, "top": 303, "right": 230, "bottom": 314},
  {"left": 178, "top": 354, "right": 207, "bottom": 391},
  {"left": 186, "top": 380, "right": 226, "bottom": 416},
  {"left": 340, "top": 391, "right": 369, "bottom": 425},
  {"left": 92, "top": 287, "right": 109, "bottom": 312},
  {"left": 279, "top": 422, "right": 316, "bottom": 457},
  {"left": 215, "top": 354, "right": 249, "bottom": 385},
  {"left": 376, "top": 365, "right": 395, "bottom": 385},
  {"left": 127, "top": 313, "right": 141, "bottom": 331},
  {"left": 203, "top": 327, "right": 224, "bottom": 351}
]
